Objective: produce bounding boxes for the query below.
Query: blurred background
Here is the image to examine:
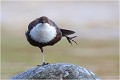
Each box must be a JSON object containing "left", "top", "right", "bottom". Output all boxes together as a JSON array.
[{"left": 1, "top": 1, "right": 119, "bottom": 79}]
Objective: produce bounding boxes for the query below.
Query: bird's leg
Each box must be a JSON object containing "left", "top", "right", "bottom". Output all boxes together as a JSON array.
[
  {"left": 37, "top": 47, "right": 49, "bottom": 66},
  {"left": 41, "top": 47, "right": 45, "bottom": 64},
  {"left": 64, "top": 35, "right": 77, "bottom": 45}
]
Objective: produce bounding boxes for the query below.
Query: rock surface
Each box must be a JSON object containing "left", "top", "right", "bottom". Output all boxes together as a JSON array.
[{"left": 11, "top": 63, "right": 100, "bottom": 80}]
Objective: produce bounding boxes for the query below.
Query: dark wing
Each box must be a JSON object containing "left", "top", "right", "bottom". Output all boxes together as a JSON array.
[
  {"left": 60, "top": 29, "right": 75, "bottom": 36},
  {"left": 49, "top": 20, "right": 58, "bottom": 27},
  {"left": 25, "top": 18, "right": 39, "bottom": 43},
  {"left": 28, "top": 18, "right": 39, "bottom": 30}
]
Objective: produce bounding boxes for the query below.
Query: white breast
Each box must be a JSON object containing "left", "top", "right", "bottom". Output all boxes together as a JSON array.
[{"left": 29, "top": 23, "right": 57, "bottom": 43}]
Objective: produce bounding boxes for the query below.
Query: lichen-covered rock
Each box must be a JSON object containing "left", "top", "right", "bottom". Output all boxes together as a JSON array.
[{"left": 11, "top": 63, "right": 100, "bottom": 80}]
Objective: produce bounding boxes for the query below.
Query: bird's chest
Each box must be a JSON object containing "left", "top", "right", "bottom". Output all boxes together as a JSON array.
[{"left": 29, "top": 24, "right": 57, "bottom": 43}]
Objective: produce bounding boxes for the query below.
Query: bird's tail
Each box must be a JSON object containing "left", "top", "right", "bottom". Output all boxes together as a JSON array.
[
  {"left": 60, "top": 29, "right": 75, "bottom": 36},
  {"left": 60, "top": 29, "right": 77, "bottom": 45}
]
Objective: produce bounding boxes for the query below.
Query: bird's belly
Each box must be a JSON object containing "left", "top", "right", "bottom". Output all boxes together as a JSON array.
[{"left": 29, "top": 25, "right": 57, "bottom": 43}]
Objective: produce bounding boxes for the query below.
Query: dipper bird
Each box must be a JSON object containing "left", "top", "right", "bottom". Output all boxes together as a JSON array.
[{"left": 25, "top": 16, "right": 77, "bottom": 65}]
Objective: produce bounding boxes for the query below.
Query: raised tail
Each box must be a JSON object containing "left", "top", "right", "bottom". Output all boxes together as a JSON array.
[
  {"left": 60, "top": 29, "right": 77, "bottom": 45},
  {"left": 60, "top": 29, "right": 75, "bottom": 36}
]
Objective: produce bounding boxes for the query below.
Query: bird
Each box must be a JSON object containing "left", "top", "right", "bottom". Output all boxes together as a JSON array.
[{"left": 25, "top": 16, "right": 77, "bottom": 65}]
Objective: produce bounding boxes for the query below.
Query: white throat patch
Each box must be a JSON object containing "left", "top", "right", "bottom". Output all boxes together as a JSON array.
[{"left": 29, "top": 23, "right": 57, "bottom": 43}]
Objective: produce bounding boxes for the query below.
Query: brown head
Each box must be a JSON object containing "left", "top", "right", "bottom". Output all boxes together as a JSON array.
[{"left": 38, "top": 16, "right": 50, "bottom": 24}]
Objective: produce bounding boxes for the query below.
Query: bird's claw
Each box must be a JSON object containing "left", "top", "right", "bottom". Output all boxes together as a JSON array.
[
  {"left": 42, "top": 62, "right": 49, "bottom": 65},
  {"left": 65, "top": 35, "right": 77, "bottom": 45},
  {"left": 37, "top": 62, "right": 49, "bottom": 66}
]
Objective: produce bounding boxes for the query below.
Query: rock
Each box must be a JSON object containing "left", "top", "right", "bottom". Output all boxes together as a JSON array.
[{"left": 11, "top": 63, "right": 100, "bottom": 80}]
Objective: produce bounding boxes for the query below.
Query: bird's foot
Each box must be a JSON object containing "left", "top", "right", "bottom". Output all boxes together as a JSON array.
[
  {"left": 42, "top": 62, "right": 49, "bottom": 65},
  {"left": 37, "top": 62, "right": 49, "bottom": 66},
  {"left": 65, "top": 35, "right": 77, "bottom": 45}
]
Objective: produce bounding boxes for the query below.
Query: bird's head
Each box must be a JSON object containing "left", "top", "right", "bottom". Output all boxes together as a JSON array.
[{"left": 38, "top": 16, "right": 50, "bottom": 24}]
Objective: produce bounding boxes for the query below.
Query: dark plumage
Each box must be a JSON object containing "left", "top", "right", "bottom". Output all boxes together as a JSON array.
[{"left": 25, "top": 16, "right": 77, "bottom": 65}]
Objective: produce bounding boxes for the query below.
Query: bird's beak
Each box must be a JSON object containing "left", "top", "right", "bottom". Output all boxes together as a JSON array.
[{"left": 41, "top": 20, "right": 46, "bottom": 23}]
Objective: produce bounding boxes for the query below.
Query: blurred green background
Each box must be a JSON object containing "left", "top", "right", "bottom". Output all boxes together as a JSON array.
[{"left": 1, "top": 1, "right": 119, "bottom": 80}]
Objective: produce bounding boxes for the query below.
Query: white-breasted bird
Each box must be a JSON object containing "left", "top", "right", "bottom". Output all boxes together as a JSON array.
[{"left": 25, "top": 16, "right": 77, "bottom": 65}]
